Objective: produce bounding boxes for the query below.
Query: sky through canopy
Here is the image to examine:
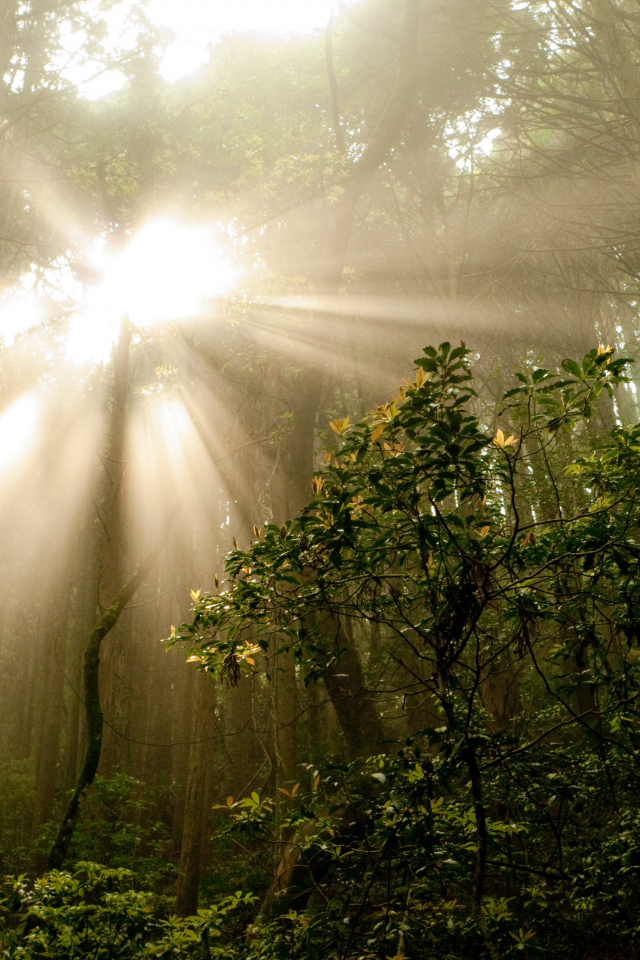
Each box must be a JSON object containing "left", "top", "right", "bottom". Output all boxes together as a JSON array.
[{"left": 72, "top": 0, "right": 338, "bottom": 97}]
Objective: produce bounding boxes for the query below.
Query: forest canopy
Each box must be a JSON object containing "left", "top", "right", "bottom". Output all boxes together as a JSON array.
[{"left": 2, "top": 1, "right": 640, "bottom": 958}]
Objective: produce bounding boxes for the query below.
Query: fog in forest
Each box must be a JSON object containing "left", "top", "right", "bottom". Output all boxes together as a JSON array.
[{"left": 2, "top": 2, "right": 640, "bottom": 957}]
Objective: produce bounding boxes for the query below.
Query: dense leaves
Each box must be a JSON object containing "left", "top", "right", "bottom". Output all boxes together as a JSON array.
[{"left": 165, "top": 343, "right": 640, "bottom": 957}]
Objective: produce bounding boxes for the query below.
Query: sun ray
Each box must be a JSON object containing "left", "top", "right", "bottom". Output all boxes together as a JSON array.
[
  {"left": 0, "top": 395, "right": 39, "bottom": 474},
  {"left": 66, "top": 217, "right": 235, "bottom": 365}
]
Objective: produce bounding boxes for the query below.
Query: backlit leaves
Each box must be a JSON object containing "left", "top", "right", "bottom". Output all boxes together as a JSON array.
[{"left": 493, "top": 428, "right": 516, "bottom": 448}]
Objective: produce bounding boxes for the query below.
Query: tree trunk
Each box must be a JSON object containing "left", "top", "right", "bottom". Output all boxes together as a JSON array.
[
  {"left": 285, "top": 0, "right": 421, "bottom": 514},
  {"left": 175, "top": 671, "right": 217, "bottom": 917},
  {"left": 33, "top": 601, "right": 70, "bottom": 831},
  {"left": 97, "top": 317, "right": 131, "bottom": 776},
  {"left": 47, "top": 522, "right": 173, "bottom": 872},
  {"left": 275, "top": 650, "right": 298, "bottom": 784},
  {"left": 228, "top": 672, "right": 254, "bottom": 798},
  {"left": 321, "top": 614, "right": 386, "bottom": 760}
]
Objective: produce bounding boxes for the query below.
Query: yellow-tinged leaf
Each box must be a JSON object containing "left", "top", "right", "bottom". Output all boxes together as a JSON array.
[
  {"left": 291, "top": 782, "right": 299, "bottom": 797},
  {"left": 329, "top": 417, "right": 350, "bottom": 436},
  {"left": 245, "top": 657, "right": 255, "bottom": 666},
  {"left": 190, "top": 588, "right": 201, "bottom": 602},
  {"left": 493, "top": 428, "right": 517, "bottom": 448},
  {"left": 226, "top": 796, "right": 234, "bottom": 808},
  {"left": 479, "top": 526, "right": 490, "bottom": 537},
  {"left": 186, "top": 656, "right": 201, "bottom": 663},
  {"left": 371, "top": 424, "right": 385, "bottom": 443},
  {"left": 278, "top": 787, "right": 291, "bottom": 797},
  {"left": 170, "top": 625, "right": 176, "bottom": 638},
  {"left": 312, "top": 775, "right": 320, "bottom": 790}
]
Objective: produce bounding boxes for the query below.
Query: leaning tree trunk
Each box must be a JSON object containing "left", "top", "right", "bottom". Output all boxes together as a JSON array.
[{"left": 47, "top": 519, "right": 174, "bottom": 872}]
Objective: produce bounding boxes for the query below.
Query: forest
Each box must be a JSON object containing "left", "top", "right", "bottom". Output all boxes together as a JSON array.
[{"left": 2, "top": 0, "right": 640, "bottom": 957}]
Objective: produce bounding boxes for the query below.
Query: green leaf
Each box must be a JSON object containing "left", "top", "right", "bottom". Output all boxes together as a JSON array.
[{"left": 561, "top": 359, "right": 582, "bottom": 378}]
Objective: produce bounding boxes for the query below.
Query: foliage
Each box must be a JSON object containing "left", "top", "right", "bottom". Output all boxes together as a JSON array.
[
  {"left": 0, "top": 862, "right": 255, "bottom": 959},
  {"left": 3, "top": 0, "right": 640, "bottom": 953},
  {"left": 16, "top": 775, "right": 176, "bottom": 892},
  {"left": 164, "top": 342, "right": 640, "bottom": 957},
  {"left": 204, "top": 741, "right": 640, "bottom": 959},
  {"left": 176, "top": 340, "right": 635, "bottom": 696},
  {"left": 5, "top": 343, "right": 640, "bottom": 956},
  {"left": 64, "top": 775, "right": 176, "bottom": 887}
]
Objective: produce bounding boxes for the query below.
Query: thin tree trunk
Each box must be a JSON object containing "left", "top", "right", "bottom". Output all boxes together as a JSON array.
[
  {"left": 97, "top": 316, "right": 131, "bottom": 776},
  {"left": 47, "top": 517, "right": 174, "bottom": 872},
  {"left": 228, "top": 672, "right": 253, "bottom": 798},
  {"left": 285, "top": 0, "right": 421, "bottom": 514},
  {"left": 175, "top": 671, "right": 217, "bottom": 917},
  {"left": 275, "top": 650, "right": 298, "bottom": 784},
  {"left": 15, "top": 619, "right": 39, "bottom": 761},
  {"left": 33, "top": 601, "right": 70, "bottom": 831}
]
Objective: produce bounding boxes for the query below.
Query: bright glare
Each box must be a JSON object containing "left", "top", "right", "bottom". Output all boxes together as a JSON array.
[
  {"left": 66, "top": 217, "right": 235, "bottom": 365},
  {"left": 0, "top": 298, "right": 45, "bottom": 346},
  {"left": 0, "top": 395, "right": 39, "bottom": 474},
  {"left": 65, "top": 0, "right": 338, "bottom": 97},
  {"left": 150, "top": 0, "right": 338, "bottom": 83}
]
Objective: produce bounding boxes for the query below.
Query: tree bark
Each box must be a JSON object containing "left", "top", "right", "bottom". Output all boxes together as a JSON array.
[
  {"left": 47, "top": 516, "right": 174, "bottom": 872},
  {"left": 275, "top": 649, "right": 298, "bottom": 783},
  {"left": 32, "top": 601, "right": 70, "bottom": 831},
  {"left": 228, "top": 672, "right": 254, "bottom": 798},
  {"left": 321, "top": 615, "right": 386, "bottom": 760},
  {"left": 175, "top": 670, "right": 217, "bottom": 917},
  {"left": 97, "top": 317, "right": 132, "bottom": 776}
]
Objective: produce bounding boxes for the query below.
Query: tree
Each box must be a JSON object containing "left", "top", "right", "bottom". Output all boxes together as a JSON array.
[
  {"left": 7, "top": 3, "right": 640, "bottom": 943},
  {"left": 172, "top": 341, "right": 640, "bottom": 956}
]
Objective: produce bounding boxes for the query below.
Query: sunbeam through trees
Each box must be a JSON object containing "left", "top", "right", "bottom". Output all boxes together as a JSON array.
[{"left": 1, "top": 2, "right": 640, "bottom": 958}]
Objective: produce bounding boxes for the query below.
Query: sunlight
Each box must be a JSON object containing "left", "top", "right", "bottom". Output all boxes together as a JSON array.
[
  {"left": 63, "top": 0, "right": 339, "bottom": 97},
  {"left": 127, "top": 395, "right": 223, "bottom": 549},
  {"left": 66, "top": 218, "right": 235, "bottom": 365},
  {"left": 151, "top": 0, "right": 338, "bottom": 83},
  {"left": 0, "top": 395, "right": 39, "bottom": 474},
  {"left": 154, "top": 398, "right": 191, "bottom": 445},
  {"left": 0, "top": 298, "right": 45, "bottom": 346}
]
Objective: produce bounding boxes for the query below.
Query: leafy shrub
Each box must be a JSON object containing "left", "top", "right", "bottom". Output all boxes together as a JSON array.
[{"left": 1, "top": 862, "right": 255, "bottom": 959}]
